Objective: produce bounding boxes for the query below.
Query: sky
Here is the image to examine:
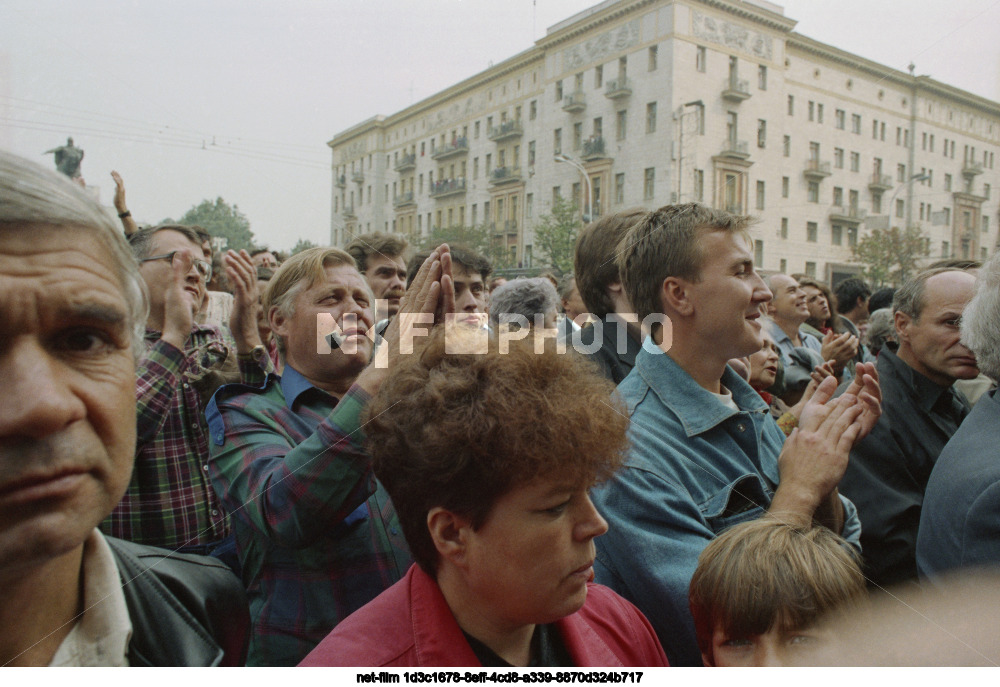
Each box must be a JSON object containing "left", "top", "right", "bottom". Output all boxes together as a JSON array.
[{"left": 2, "top": 0, "right": 999, "bottom": 252}]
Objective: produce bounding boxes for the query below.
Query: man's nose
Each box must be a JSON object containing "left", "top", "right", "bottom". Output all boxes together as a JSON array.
[{"left": 0, "top": 340, "right": 85, "bottom": 440}]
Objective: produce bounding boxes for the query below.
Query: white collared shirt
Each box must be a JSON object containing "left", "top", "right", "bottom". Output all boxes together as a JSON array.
[{"left": 49, "top": 530, "right": 132, "bottom": 667}]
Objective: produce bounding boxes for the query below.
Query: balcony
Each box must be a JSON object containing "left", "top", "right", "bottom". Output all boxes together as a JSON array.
[
  {"left": 343, "top": 205, "right": 356, "bottom": 219},
  {"left": 351, "top": 170, "right": 364, "bottom": 184},
  {"left": 335, "top": 174, "right": 346, "bottom": 189},
  {"left": 581, "top": 136, "right": 608, "bottom": 161},
  {"left": 868, "top": 173, "right": 893, "bottom": 192},
  {"left": 962, "top": 160, "right": 984, "bottom": 177},
  {"left": 803, "top": 159, "right": 832, "bottom": 179},
  {"left": 490, "top": 220, "right": 519, "bottom": 237},
  {"left": 829, "top": 205, "right": 867, "bottom": 225},
  {"left": 393, "top": 191, "right": 415, "bottom": 208},
  {"left": 721, "top": 77, "right": 751, "bottom": 102},
  {"left": 504, "top": 219, "right": 518, "bottom": 237},
  {"left": 489, "top": 166, "right": 523, "bottom": 186},
  {"left": 394, "top": 153, "right": 416, "bottom": 173},
  {"left": 562, "top": 91, "right": 586, "bottom": 113},
  {"left": 429, "top": 178, "right": 467, "bottom": 199},
  {"left": 719, "top": 139, "right": 750, "bottom": 160},
  {"left": 431, "top": 137, "right": 469, "bottom": 161},
  {"left": 604, "top": 77, "right": 632, "bottom": 99},
  {"left": 724, "top": 202, "right": 744, "bottom": 214},
  {"left": 488, "top": 120, "right": 523, "bottom": 142}
]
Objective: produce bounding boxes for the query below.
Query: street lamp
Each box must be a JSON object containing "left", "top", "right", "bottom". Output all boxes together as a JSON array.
[
  {"left": 554, "top": 153, "right": 592, "bottom": 222},
  {"left": 887, "top": 172, "right": 930, "bottom": 227},
  {"left": 676, "top": 100, "right": 703, "bottom": 202}
]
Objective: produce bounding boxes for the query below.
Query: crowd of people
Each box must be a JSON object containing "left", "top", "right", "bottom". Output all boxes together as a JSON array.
[{"left": 1, "top": 149, "right": 998, "bottom": 668}]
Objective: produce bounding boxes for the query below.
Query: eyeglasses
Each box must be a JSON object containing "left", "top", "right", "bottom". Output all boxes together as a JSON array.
[{"left": 140, "top": 251, "right": 213, "bottom": 281}]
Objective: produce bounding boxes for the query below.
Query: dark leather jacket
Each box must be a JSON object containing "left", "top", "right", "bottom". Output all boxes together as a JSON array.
[{"left": 107, "top": 537, "right": 249, "bottom": 666}]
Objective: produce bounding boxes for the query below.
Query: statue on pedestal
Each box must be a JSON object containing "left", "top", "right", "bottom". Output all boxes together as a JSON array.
[{"left": 44, "top": 137, "right": 84, "bottom": 179}]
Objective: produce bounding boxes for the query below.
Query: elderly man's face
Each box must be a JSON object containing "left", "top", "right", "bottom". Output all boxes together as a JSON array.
[
  {"left": 271, "top": 263, "right": 374, "bottom": 384},
  {"left": 0, "top": 225, "right": 135, "bottom": 570},
  {"left": 896, "top": 270, "right": 979, "bottom": 386}
]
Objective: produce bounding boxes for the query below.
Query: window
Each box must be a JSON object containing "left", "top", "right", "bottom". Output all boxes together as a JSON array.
[
  {"left": 984, "top": 215, "right": 990, "bottom": 232},
  {"left": 896, "top": 127, "right": 902, "bottom": 146},
  {"left": 787, "top": 95, "right": 794, "bottom": 116},
  {"left": 809, "top": 141, "right": 820, "bottom": 161},
  {"left": 554, "top": 128, "right": 562, "bottom": 155},
  {"left": 693, "top": 169, "right": 704, "bottom": 201},
  {"left": 833, "top": 186, "right": 844, "bottom": 206},
  {"left": 646, "top": 103, "right": 657, "bottom": 133},
  {"left": 848, "top": 227, "right": 858, "bottom": 247},
  {"left": 648, "top": 45, "right": 658, "bottom": 71},
  {"left": 782, "top": 176, "right": 789, "bottom": 198},
  {"left": 942, "top": 241, "right": 950, "bottom": 258},
  {"left": 834, "top": 148, "right": 844, "bottom": 169},
  {"left": 573, "top": 122, "right": 582, "bottom": 150},
  {"left": 808, "top": 101, "right": 815, "bottom": 121},
  {"left": 593, "top": 117, "right": 602, "bottom": 137},
  {"left": 805, "top": 262, "right": 817, "bottom": 278},
  {"left": 807, "top": 222, "right": 818, "bottom": 242},
  {"left": 528, "top": 141, "right": 535, "bottom": 166},
  {"left": 945, "top": 173, "right": 952, "bottom": 191},
  {"left": 572, "top": 183, "right": 581, "bottom": 207},
  {"left": 852, "top": 114, "right": 862, "bottom": 134},
  {"left": 783, "top": 135, "right": 791, "bottom": 158},
  {"left": 756, "top": 180, "right": 765, "bottom": 210},
  {"left": 643, "top": 167, "right": 655, "bottom": 200},
  {"left": 817, "top": 104, "right": 824, "bottom": 123},
  {"left": 757, "top": 119, "right": 766, "bottom": 148},
  {"left": 530, "top": 100, "right": 537, "bottom": 120},
  {"left": 897, "top": 164, "right": 906, "bottom": 182},
  {"left": 617, "top": 110, "right": 627, "bottom": 140},
  {"left": 615, "top": 173, "right": 625, "bottom": 204},
  {"left": 985, "top": 183, "right": 991, "bottom": 199},
  {"left": 780, "top": 258, "right": 788, "bottom": 273},
  {"left": 781, "top": 217, "right": 789, "bottom": 239},
  {"left": 832, "top": 225, "right": 843, "bottom": 245},
  {"left": 526, "top": 194, "right": 533, "bottom": 218},
  {"left": 896, "top": 199, "right": 905, "bottom": 218},
  {"left": 618, "top": 56, "right": 627, "bottom": 78},
  {"left": 696, "top": 46, "right": 706, "bottom": 72},
  {"left": 552, "top": 187, "right": 561, "bottom": 204},
  {"left": 575, "top": 72, "right": 584, "bottom": 90},
  {"left": 555, "top": 80, "right": 563, "bottom": 101},
  {"left": 595, "top": 65, "right": 603, "bottom": 88},
  {"left": 836, "top": 109, "right": 845, "bottom": 130},
  {"left": 758, "top": 65, "right": 767, "bottom": 90},
  {"left": 872, "top": 192, "right": 882, "bottom": 214},
  {"left": 808, "top": 181, "right": 819, "bottom": 203},
  {"left": 850, "top": 152, "right": 860, "bottom": 172},
  {"left": 849, "top": 189, "right": 859, "bottom": 211}
]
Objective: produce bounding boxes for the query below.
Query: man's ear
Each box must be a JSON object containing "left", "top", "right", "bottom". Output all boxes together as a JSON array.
[
  {"left": 894, "top": 310, "right": 912, "bottom": 344},
  {"left": 427, "top": 507, "right": 472, "bottom": 568},
  {"left": 661, "top": 276, "right": 694, "bottom": 316},
  {"left": 700, "top": 650, "right": 715, "bottom": 667}
]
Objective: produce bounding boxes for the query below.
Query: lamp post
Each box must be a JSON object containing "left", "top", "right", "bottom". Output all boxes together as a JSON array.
[
  {"left": 676, "top": 100, "right": 703, "bottom": 202},
  {"left": 554, "top": 153, "right": 592, "bottom": 222},
  {"left": 887, "top": 172, "right": 930, "bottom": 228}
]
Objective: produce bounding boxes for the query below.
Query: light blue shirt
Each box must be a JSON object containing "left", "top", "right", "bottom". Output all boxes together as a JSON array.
[{"left": 592, "top": 338, "right": 861, "bottom": 666}]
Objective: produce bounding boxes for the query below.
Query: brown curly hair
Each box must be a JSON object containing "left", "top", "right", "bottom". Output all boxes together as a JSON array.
[{"left": 363, "top": 329, "right": 629, "bottom": 576}]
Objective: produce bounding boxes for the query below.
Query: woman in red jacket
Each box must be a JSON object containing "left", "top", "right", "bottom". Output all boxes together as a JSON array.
[{"left": 301, "top": 327, "right": 667, "bottom": 668}]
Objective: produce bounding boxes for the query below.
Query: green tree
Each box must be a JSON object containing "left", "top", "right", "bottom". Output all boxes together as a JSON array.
[
  {"left": 532, "top": 197, "right": 582, "bottom": 275},
  {"left": 419, "top": 223, "right": 515, "bottom": 270},
  {"left": 852, "top": 225, "right": 927, "bottom": 287},
  {"left": 290, "top": 238, "right": 319, "bottom": 255},
  {"left": 177, "top": 197, "right": 255, "bottom": 252}
]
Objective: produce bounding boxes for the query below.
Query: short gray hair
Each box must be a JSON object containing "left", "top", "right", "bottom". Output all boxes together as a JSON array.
[
  {"left": 0, "top": 150, "right": 147, "bottom": 355},
  {"left": 128, "top": 223, "right": 204, "bottom": 261},
  {"left": 893, "top": 267, "right": 964, "bottom": 321},
  {"left": 864, "top": 307, "right": 895, "bottom": 357},
  {"left": 961, "top": 252, "right": 1000, "bottom": 380},
  {"left": 488, "top": 277, "right": 558, "bottom": 329}
]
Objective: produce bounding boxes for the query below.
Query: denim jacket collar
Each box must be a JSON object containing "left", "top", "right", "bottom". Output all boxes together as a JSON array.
[{"left": 634, "top": 337, "right": 768, "bottom": 438}]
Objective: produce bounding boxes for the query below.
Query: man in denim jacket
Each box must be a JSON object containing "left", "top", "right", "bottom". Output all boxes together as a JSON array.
[{"left": 592, "top": 204, "right": 881, "bottom": 666}]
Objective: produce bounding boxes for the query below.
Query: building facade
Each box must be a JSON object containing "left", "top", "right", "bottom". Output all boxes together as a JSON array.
[{"left": 328, "top": 0, "right": 1000, "bottom": 283}]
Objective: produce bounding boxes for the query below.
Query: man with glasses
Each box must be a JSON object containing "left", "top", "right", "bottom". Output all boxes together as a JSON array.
[{"left": 102, "top": 224, "right": 271, "bottom": 561}]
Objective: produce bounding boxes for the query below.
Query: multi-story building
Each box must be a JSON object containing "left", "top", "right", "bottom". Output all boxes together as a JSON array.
[{"left": 328, "top": 0, "right": 1000, "bottom": 282}]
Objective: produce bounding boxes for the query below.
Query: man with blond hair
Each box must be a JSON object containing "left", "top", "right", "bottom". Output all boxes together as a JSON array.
[
  {"left": 592, "top": 203, "right": 880, "bottom": 665},
  {"left": 207, "top": 245, "right": 452, "bottom": 665}
]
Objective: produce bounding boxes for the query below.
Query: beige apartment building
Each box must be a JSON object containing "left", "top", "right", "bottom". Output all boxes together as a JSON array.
[{"left": 328, "top": 0, "right": 1000, "bottom": 283}]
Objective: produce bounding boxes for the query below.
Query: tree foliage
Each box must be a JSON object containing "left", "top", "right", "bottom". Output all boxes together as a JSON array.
[
  {"left": 177, "top": 197, "right": 255, "bottom": 252},
  {"left": 419, "top": 223, "right": 515, "bottom": 270},
  {"left": 290, "top": 238, "right": 319, "bottom": 255},
  {"left": 852, "top": 225, "right": 927, "bottom": 287},
  {"left": 532, "top": 197, "right": 582, "bottom": 275}
]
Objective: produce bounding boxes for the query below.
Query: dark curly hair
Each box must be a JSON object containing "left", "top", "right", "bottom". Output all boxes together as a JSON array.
[{"left": 363, "top": 329, "right": 629, "bottom": 575}]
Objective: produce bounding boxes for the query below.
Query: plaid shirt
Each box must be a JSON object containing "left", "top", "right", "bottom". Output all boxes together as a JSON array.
[
  {"left": 102, "top": 324, "right": 269, "bottom": 548},
  {"left": 205, "top": 365, "right": 411, "bottom": 666}
]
